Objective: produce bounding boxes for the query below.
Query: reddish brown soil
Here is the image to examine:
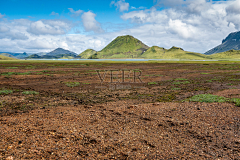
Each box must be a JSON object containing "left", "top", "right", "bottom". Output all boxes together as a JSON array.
[{"left": 0, "top": 62, "right": 240, "bottom": 159}]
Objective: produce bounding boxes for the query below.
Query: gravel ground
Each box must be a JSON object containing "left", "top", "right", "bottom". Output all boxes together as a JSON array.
[{"left": 1, "top": 101, "right": 239, "bottom": 159}]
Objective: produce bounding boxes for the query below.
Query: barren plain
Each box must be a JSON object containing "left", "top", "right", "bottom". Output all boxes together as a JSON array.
[{"left": 0, "top": 61, "right": 239, "bottom": 159}]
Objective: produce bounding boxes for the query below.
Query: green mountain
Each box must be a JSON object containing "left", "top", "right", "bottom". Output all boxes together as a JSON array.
[
  {"left": 90, "top": 35, "right": 149, "bottom": 59},
  {"left": 27, "top": 54, "right": 41, "bottom": 59},
  {"left": 140, "top": 46, "right": 208, "bottom": 60},
  {"left": 208, "top": 49, "right": 240, "bottom": 59},
  {"left": 47, "top": 48, "right": 77, "bottom": 57},
  {"left": 77, "top": 49, "right": 97, "bottom": 59},
  {"left": 26, "top": 53, "right": 76, "bottom": 59},
  {"left": 0, "top": 53, "right": 17, "bottom": 59},
  {"left": 26, "top": 48, "right": 78, "bottom": 59},
  {"left": 0, "top": 55, "right": 18, "bottom": 60}
]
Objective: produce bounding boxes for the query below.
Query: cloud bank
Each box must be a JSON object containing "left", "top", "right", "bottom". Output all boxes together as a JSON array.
[{"left": 111, "top": 0, "right": 130, "bottom": 12}]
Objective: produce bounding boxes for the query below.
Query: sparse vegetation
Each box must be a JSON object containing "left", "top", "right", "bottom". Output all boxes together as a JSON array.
[
  {"left": 187, "top": 94, "right": 240, "bottom": 107},
  {"left": 173, "top": 81, "right": 190, "bottom": 85},
  {"left": 188, "top": 94, "right": 228, "bottom": 103},
  {"left": 22, "top": 91, "right": 39, "bottom": 95},
  {"left": 175, "top": 78, "right": 188, "bottom": 81},
  {"left": 0, "top": 89, "right": 13, "bottom": 95},
  {"left": 171, "top": 88, "right": 181, "bottom": 90},
  {"left": 6, "top": 67, "right": 18, "bottom": 69},
  {"left": 148, "top": 82, "right": 158, "bottom": 85},
  {"left": 64, "top": 82, "right": 80, "bottom": 87}
]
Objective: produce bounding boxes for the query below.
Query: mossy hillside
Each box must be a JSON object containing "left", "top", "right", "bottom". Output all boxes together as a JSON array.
[
  {"left": 0, "top": 55, "right": 18, "bottom": 60},
  {"left": 92, "top": 35, "right": 149, "bottom": 59},
  {"left": 140, "top": 46, "right": 208, "bottom": 60},
  {"left": 0, "top": 53, "right": 17, "bottom": 58},
  {"left": 208, "top": 49, "right": 240, "bottom": 59},
  {"left": 77, "top": 49, "right": 97, "bottom": 59}
]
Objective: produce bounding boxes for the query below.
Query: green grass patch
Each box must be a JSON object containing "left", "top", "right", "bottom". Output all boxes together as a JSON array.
[
  {"left": 16, "top": 72, "right": 31, "bottom": 75},
  {"left": 82, "top": 82, "right": 90, "bottom": 84},
  {"left": 148, "top": 82, "right": 158, "bottom": 85},
  {"left": 22, "top": 91, "right": 39, "bottom": 95},
  {"left": 188, "top": 94, "right": 228, "bottom": 103},
  {"left": 1, "top": 72, "right": 31, "bottom": 76},
  {"left": 230, "top": 98, "right": 240, "bottom": 107},
  {"left": 25, "top": 66, "right": 36, "bottom": 69},
  {"left": 64, "top": 82, "right": 80, "bottom": 87},
  {"left": 229, "top": 79, "right": 240, "bottom": 81},
  {"left": 175, "top": 78, "right": 188, "bottom": 80},
  {"left": 206, "top": 80, "right": 213, "bottom": 82},
  {"left": 0, "top": 89, "right": 13, "bottom": 95},
  {"left": 6, "top": 67, "right": 18, "bottom": 69},
  {"left": 201, "top": 73, "right": 210, "bottom": 75},
  {"left": 171, "top": 88, "right": 181, "bottom": 90},
  {"left": 145, "top": 74, "right": 163, "bottom": 77},
  {"left": 173, "top": 81, "right": 190, "bottom": 85}
]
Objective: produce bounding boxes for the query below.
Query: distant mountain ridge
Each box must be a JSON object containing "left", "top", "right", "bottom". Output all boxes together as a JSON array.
[
  {"left": 3, "top": 33, "right": 240, "bottom": 60},
  {"left": 26, "top": 48, "right": 78, "bottom": 59},
  {"left": 0, "top": 52, "right": 29, "bottom": 59},
  {"left": 140, "top": 46, "right": 208, "bottom": 60},
  {"left": 205, "top": 31, "right": 240, "bottom": 55},
  {"left": 46, "top": 48, "right": 77, "bottom": 56}
]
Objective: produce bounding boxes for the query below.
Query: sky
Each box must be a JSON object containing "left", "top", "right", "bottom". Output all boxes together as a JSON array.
[{"left": 0, "top": 0, "right": 240, "bottom": 54}]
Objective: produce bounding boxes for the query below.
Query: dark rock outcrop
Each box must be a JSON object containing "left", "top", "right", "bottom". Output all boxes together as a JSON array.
[{"left": 205, "top": 31, "right": 240, "bottom": 55}]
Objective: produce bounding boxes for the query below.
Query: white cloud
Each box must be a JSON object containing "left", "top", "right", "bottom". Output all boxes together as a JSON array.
[
  {"left": 50, "top": 11, "right": 59, "bottom": 16},
  {"left": 0, "top": 31, "right": 28, "bottom": 40},
  {"left": 24, "top": 39, "right": 56, "bottom": 49},
  {"left": 81, "top": 11, "right": 104, "bottom": 33},
  {"left": 226, "top": 0, "right": 240, "bottom": 29},
  {"left": 0, "top": 26, "right": 9, "bottom": 32},
  {"left": 226, "top": 0, "right": 240, "bottom": 14},
  {"left": 27, "top": 20, "right": 72, "bottom": 35},
  {"left": 68, "top": 8, "right": 83, "bottom": 16},
  {"left": 111, "top": 0, "right": 129, "bottom": 12},
  {"left": 121, "top": 8, "right": 168, "bottom": 24},
  {"left": 0, "top": 13, "right": 4, "bottom": 19},
  {"left": 167, "top": 19, "right": 197, "bottom": 39}
]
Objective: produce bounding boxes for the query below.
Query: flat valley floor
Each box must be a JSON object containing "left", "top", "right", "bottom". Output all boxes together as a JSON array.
[{"left": 0, "top": 61, "right": 240, "bottom": 159}]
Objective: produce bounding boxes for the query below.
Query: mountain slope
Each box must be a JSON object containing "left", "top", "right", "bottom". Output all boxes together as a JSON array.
[
  {"left": 0, "top": 53, "right": 17, "bottom": 59},
  {"left": 77, "top": 49, "right": 97, "bottom": 59},
  {"left": 0, "top": 55, "right": 18, "bottom": 60},
  {"left": 205, "top": 31, "right": 240, "bottom": 55},
  {"left": 47, "top": 48, "right": 77, "bottom": 57},
  {"left": 140, "top": 46, "right": 208, "bottom": 59},
  {"left": 208, "top": 49, "right": 240, "bottom": 59},
  {"left": 90, "top": 35, "right": 149, "bottom": 59},
  {"left": 0, "top": 52, "right": 29, "bottom": 59}
]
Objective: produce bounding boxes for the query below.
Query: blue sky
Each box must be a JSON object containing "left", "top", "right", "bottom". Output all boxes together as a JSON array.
[{"left": 0, "top": 0, "right": 239, "bottom": 53}]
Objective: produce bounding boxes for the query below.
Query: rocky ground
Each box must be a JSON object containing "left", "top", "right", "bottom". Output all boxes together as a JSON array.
[{"left": 0, "top": 62, "right": 240, "bottom": 159}]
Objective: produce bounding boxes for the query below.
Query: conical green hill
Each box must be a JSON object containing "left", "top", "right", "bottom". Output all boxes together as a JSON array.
[{"left": 91, "top": 35, "right": 149, "bottom": 59}]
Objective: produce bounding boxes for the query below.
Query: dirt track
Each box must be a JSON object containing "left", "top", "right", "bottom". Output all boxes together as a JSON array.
[{"left": 0, "top": 62, "right": 240, "bottom": 159}]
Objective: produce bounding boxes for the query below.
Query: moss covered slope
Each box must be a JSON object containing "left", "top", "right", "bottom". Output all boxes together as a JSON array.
[
  {"left": 77, "top": 49, "right": 97, "bottom": 59},
  {"left": 140, "top": 46, "right": 208, "bottom": 60},
  {"left": 91, "top": 35, "right": 149, "bottom": 59}
]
